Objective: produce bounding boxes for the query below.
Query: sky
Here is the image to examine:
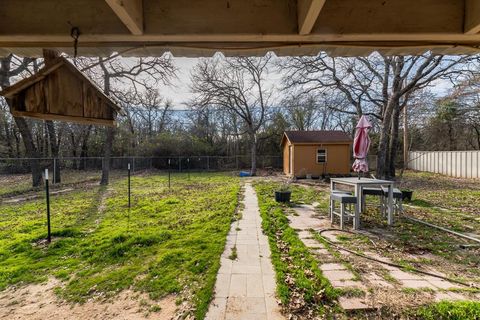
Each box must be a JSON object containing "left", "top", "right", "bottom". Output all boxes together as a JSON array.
[
  {"left": 157, "top": 56, "right": 455, "bottom": 110},
  {"left": 158, "top": 58, "right": 197, "bottom": 109},
  {"left": 158, "top": 57, "right": 285, "bottom": 110}
]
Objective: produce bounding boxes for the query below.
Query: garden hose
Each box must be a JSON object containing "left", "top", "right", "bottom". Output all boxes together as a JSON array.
[
  {"left": 401, "top": 215, "right": 480, "bottom": 245},
  {"left": 314, "top": 228, "right": 479, "bottom": 289}
]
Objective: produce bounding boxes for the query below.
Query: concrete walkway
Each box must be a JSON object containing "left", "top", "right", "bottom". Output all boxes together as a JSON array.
[{"left": 205, "top": 183, "right": 284, "bottom": 320}]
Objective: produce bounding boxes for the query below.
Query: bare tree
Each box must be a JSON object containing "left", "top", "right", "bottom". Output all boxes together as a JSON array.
[
  {"left": 281, "top": 92, "right": 340, "bottom": 131},
  {"left": 136, "top": 89, "right": 172, "bottom": 136},
  {"left": 0, "top": 54, "right": 45, "bottom": 186},
  {"left": 75, "top": 55, "right": 176, "bottom": 185},
  {"left": 280, "top": 52, "right": 473, "bottom": 178},
  {"left": 282, "top": 94, "right": 319, "bottom": 131},
  {"left": 191, "top": 55, "right": 272, "bottom": 175}
]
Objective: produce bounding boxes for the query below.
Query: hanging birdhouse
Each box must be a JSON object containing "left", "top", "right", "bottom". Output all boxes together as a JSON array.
[{"left": 0, "top": 57, "right": 122, "bottom": 126}]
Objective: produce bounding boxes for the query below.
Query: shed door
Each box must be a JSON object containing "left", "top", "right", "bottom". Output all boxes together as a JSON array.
[{"left": 289, "top": 145, "right": 293, "bottom": 174}]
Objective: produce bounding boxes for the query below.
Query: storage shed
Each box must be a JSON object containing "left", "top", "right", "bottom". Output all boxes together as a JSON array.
[
  {"left": 0, "top": 57, "right": 122, "bottom": 126},
  {"left": 281, "top": 130, "right": 352, "bottom": 177}
]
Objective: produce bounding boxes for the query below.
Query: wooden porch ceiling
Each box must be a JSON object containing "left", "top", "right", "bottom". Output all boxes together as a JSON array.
[{"left": 1, "top": 0, "right": 480, "bottom": 57}]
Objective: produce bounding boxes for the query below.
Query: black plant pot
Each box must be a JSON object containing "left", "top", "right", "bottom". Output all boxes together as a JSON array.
[
  {"left": 402, "top": 190, "right": 413, "bottom": 202},
  {"left": 275, "top": 191, "right": 291, "bottom": 203}
]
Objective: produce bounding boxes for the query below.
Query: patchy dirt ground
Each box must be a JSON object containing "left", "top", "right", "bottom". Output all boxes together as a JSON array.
[
  {"left": 0, "top": 278, "right": 178, "bottom": 320},
  {"left": 290, "top": 204, "right": 480, "bottom": 319},
  {"left": 259, "top": 171, "right": 480, "bottom": 317}
]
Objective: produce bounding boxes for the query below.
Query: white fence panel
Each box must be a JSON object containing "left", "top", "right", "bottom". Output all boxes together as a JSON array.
[{"left": 408, "top": 151, "right": 480, "bottom": 179}]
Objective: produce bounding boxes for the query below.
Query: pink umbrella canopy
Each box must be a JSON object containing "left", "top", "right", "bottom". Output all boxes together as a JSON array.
[{"left": 352, "top": 115, "right": 372, "bottom": 173}]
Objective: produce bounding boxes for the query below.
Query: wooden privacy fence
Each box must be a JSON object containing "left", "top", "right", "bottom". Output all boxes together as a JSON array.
[{"left": 408, "top": 151, "right": 480, "bottom": 179}]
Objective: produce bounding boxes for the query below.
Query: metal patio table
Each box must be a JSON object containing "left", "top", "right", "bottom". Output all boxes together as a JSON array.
[{"left": 330, "top": 177, "right": 395, "bottom": 229}]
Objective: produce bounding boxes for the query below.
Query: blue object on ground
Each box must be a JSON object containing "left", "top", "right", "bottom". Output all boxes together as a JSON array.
[{"left": 239, "top": 171, "right": 251, "bottom": 177}]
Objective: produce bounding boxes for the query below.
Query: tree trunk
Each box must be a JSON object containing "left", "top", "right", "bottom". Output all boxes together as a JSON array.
[
  {"left": 388, "top": 106, "right": 401, "bottom": 178},
  {"left": 448, "top": 123, "right": 455, "bottom": 151},
  {"left": 403, "top": 105, "right": 409, "bottom": 169},
  {"left": 13, "top": 125, "right": 20, "bottom": 157},
  {"left": 100, "top": 67, "right": 114, "bottom": 185},
  {"left": 249, "top": 131, "right": 257, "bottom": 176},
  {"left": 1, "top": 55, "right": 43, "bottom": 186},
  {"left": 46, "top": 120, "right": 61, "bottom": 183},
  {"left": 70, "top": 131, "right": 78, "bottom": 169},
  {"left": 376, "top": 97, "right": 400, "bottom": 179},
  {"left": 100, "top": 127, "right": 115, "bottom": 185},
  {"left": 79, "top": 126, "right": 92, "bottom": 170},
  {"left": 13, "top": 116, "right": 43, "bottom": 186},
  {"left": 2, "top": 117, "right": 15, "bottom": 157},
  {"left": 473, "top": 126, "right": 480, "bottom": 150}
]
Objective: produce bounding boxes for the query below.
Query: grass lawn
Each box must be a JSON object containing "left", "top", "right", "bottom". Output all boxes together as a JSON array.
[
  {"left": 0, "top": 170, "right": 125, "bottom": 199},
  {"left": 412, "top": 300, "right": 480, "bottom": 320},
  {"left": 0, "top": 172, "right": 239, "bottom": 319},
  {"left": 399, "top": 170, "right": 480, "bottom": 235}
]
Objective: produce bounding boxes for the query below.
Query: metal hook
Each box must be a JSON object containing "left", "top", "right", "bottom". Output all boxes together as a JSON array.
[{"left": 70, "top": 27, "right": 81, "bottom": 58}]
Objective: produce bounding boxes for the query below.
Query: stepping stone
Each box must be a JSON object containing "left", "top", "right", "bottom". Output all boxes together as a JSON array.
[
  {"left": 214, "top": 274, "right": 231, "bottom": 297},
  {"left": 320, "top": 263, "right": 346, "bottom": 271},
  {"left": 363, "top": 273, "right": 394, "bottom": 288},
  {"left": 427, "top": 279, "right": 460, "bottom": 290},
  {"left": 301, "top": 238, "right": 322, "bottom": 248},
  {"left": 389, "top": 270, "right": 422, "bottom": 281},
  {"left": 225, "top": 297, "right": 267, "bottom": 317},
  {"left": 205, "top": 297, "right": 227, "bottom": 319},
  {"left": 338, "top": 249, "right": 352, "bottom": 256},
  {"left": 369, "top": 278, "right": 394, "bottom": 288},
  {"left": 338, "top": 297, "right": 370, "bottom": 310},
  {"left": 434, "top": 291, "right": 466, "bottom": 302},
  {"left": 290, "top": 206, "right": 329, "bottom": 230},
  {"left": 297, "top": 230, "right": 311, "bottom": 239},
  {"left": 320, "top": 232, "right": 339, "bottom": 242},
  {"left": 331, "top": 280, "right": 365, "bottom": 289},
  {"left": 323, "top": 270, "right": 355, "bottom": 281},
  {"left": 400, "top": 279, "right": 437, "bottom": 290},
  {"left": 311, "top": 248, "right": 330, "bottom": 256}
]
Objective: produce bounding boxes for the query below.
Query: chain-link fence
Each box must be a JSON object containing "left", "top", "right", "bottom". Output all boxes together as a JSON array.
[
  {"left": 0, "top": 155, "right": 282, "bottom": 198},
  {"left": 0, "top": 155, "right": 282, "bottom": 174}
]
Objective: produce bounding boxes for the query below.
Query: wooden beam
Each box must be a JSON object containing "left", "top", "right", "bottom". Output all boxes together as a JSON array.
[
  {"left": 465, "top": 0, "right": 480, "bottom": 34},
  {"left": 3, "top": 33, "right": 480, "bottom": 44},
  {"left": 11, "top": 110, "right": 116, "bottom": 127},
  {"left": 298, "top": 0, "right": 326, "bottom": 35},
  {"left": 1, "top": 0, "right": 479, "bottom": 55},
  {"left": 0, "top": 0, "right": 464, "bottom": 38},
  {"left": 105, "top": 0, "right": 143, "bottom": 35}
]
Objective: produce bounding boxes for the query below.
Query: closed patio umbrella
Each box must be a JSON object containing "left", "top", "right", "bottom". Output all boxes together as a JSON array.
[{"left": 352, "top": 115, "right": 372, "bottom": 178}]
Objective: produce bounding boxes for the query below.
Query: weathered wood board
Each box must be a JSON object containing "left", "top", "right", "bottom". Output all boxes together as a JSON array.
[{"left": 0, "top": 57, "right": 122, "bottom": 126}]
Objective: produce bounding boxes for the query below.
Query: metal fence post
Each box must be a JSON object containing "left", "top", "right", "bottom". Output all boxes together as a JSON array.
[
  {"left": 179, "top": 157, "right": 182, "bottom": 172},
  {"left": 45, "top": 169, "right": 51, "bottom": 243},
  {"left": 52, "top": 158, "right": 56, "bottom": 184},
  {"left": 168, "top": 158, "right": 171, "bottom": 189},
  {"left": 207, "top": 156, "right": 210, "bottom": 171},
  {"left": 128, "top": 163, "right": 131, "bottom": 208}
]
